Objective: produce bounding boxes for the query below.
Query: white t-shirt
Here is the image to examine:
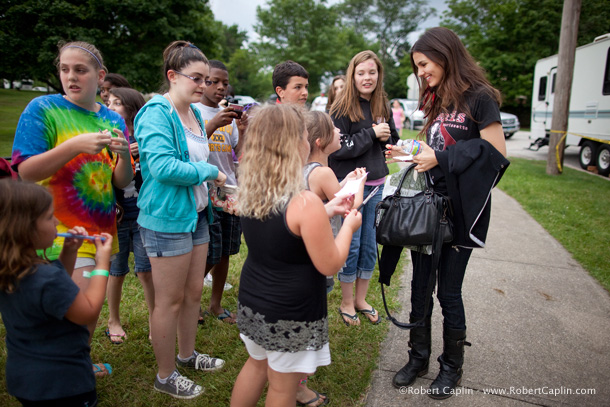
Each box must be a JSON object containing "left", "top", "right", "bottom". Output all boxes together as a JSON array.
[{"left": 184, "top": 124, "right": 210, "bottom": 212}]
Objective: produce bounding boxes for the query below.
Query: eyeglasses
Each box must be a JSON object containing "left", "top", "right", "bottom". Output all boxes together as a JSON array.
[{"left": 174, "top": 70, "right": 209, "bottom": 86}]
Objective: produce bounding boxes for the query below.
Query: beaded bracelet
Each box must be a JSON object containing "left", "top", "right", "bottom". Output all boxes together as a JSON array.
[{"left": 90, "top": 269, "right": 109, "bottom": 278}]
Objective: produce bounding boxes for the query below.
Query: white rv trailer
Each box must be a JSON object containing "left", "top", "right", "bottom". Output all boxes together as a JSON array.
[{"left": 531, "top": 33, "right": 610, "bottom": 176}]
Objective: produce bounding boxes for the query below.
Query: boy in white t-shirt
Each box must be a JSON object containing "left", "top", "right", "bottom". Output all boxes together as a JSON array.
[{"left": 194, "top": 60, "right": 245, "bottom": 324}]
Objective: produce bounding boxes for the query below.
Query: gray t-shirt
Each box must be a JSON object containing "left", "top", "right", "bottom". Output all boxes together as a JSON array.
[{"left": 194, "top": 103, "right": 239, "bottom": 186}]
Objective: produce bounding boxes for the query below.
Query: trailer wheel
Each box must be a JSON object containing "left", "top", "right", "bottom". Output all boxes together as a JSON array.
[
  {"left": 579, "top": 141, "right": 597, "bottom": 169},
  {"left": 596, "top": 145, "right": 610, "bottom": 177}
]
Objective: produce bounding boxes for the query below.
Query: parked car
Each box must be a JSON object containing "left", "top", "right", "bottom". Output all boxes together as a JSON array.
[
  {"left": 396, "top": 99, "right": 425, "bottom": 130},
  {"left": 310, "top": 96, "right": 328, "bottom": 112},
  {"left": 500, "top": 111, "right": 520, "bottom": 138}
]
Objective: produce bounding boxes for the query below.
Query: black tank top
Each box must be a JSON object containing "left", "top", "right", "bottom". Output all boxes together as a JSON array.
[{"left": 237, "top": 203, "right": 328, "bottom": 352}]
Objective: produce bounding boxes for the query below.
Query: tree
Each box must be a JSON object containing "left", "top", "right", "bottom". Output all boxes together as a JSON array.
[
  {"left": 253, "top": 0, "right": 371, "bottom": 95},
  {"left": 226, "top": 48, "right": 273, "bottom": 101},
  {"left": 0, "top": 0, "right": 220, "bottom": 92},
  {"left": 338, "top": 0, "right": 435, "bottom": 63},
  {"left": 442, "top": 0, "right": 610, "bottom": 125}
]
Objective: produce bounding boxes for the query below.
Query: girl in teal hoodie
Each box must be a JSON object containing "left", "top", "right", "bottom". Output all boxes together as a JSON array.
[{"left": 135, "top": 41, "right": 227, "bottom": 400}]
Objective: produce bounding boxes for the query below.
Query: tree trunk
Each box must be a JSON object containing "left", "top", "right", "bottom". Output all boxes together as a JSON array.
[{"left": 546, "top": 0, "right": 582, "bottom": 175}]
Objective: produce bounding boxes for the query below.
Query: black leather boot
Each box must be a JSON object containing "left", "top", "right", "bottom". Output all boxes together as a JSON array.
[
  {"left": 428, "top": 326, "right": 471, "bottom": 399},
  {"left": 392, "top": 316, "right": 431, "bottom": 388}
]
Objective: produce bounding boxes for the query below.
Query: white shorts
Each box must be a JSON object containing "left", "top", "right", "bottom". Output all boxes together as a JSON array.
[{"left": 240, "top": 334, "right": 331, "bottom": 374}]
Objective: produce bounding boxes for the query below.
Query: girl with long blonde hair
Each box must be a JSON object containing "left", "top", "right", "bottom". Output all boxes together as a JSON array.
[{"left": 231, "top": 104, "right": 361, "bottom": 407}]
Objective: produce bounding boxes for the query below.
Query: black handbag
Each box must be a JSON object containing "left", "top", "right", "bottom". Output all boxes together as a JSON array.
[
  {"left": 375, "top": 163, "right": 454, "bottom": 330},
  {"left": 375, "top": 163, "right": 453, "bottom": 247}
]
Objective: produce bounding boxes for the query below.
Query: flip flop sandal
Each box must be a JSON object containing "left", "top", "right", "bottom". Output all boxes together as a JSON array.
[
  {"left": 338, "top": 308, "right": 360, "bottom": 326},
  {"left": 105, "top": 329, "right": 126, "bottom": 344},
  {"left": 297, "top": 390, "right": 330, "bottom": 406},
  {"left": 215, "top": 308, "right": 237, "bottom": 324},
  {"left": 198, "top": 307, "right": 210, "bottom": 325},
  {"left": 92, "top": 363, "right": 112, "bottom": 378},
  {"left": 356, "top": 307, "right": 382, "bottom": 325}
]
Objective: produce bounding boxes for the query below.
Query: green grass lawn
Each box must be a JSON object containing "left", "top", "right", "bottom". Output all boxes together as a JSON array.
[
  {"left": 499, "top": 158, "right": 610, "bottom": 291},
  {"left": 1, "top": 89, "right": 609, "bottom": 405}
]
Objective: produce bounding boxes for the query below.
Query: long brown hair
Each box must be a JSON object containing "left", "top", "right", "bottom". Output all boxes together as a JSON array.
[
  {"left": 330, "top": 51, "right": 390, "bottom": 122},
  {"left": 109, "top": 87, "right": 146, "bottom": 132},
  {"left": 326, "top": 75, "right": 346, "bottom": 111},
  {"left": 0, "top": 180, "right": 52, "bottom": 293},
  {"left": 411, "top": 27, "right": 501, "bottom": 137}
]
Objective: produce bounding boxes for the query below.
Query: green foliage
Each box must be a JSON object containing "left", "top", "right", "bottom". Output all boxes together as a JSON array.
[
  {"left": 442, "top": 0, "right": 610, "bottom": 120},
  {"left": 499, "top": 158, "right": 610, "bottom": 291},
  {"left": 0, "top": 0, "right": 220, "bottom": 93},
  {"left": 226, "top": 48, "right": 272, "bottom": 101},
  {"left": 254, "top": 0, "right": 372, "bottom": 95}
]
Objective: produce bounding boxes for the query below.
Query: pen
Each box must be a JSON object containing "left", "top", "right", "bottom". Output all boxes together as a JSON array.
[
  {"left": 57, "top": 232, "right": 106, "bottom": 242},
  {"left": 357, "top": 185, "right": 380, "bottom": 211}
]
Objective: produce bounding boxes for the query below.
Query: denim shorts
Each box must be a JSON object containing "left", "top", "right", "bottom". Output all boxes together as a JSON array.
[
  {"left": 110, "top": 219, "right": 151, "bottom": 276},
  {"left": 140, "top": 211, "right": 210, "bottom": 258},
  {"left": 207, "top": 210, "right": 242, "bottom": 265}
]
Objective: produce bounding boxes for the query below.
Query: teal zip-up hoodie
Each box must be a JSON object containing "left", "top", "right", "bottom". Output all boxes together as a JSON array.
[{"left": 134, "top": 95, "right": 218, "bottom": 233}]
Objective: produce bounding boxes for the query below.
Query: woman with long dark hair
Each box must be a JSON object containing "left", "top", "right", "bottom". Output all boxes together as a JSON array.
[{"left": 384, "top": 27, "right": 509, "bottom": 399}]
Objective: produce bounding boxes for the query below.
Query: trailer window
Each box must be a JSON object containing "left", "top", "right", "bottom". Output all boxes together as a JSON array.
[
  {"left": 538, "top": 77, "right": 548, "bottom": 101},
  {"left": 602, "top": 48, "right": 610, "bottom": 95},
  {"left": 551, "top": 73, "right": 556, "bottom": 94}
]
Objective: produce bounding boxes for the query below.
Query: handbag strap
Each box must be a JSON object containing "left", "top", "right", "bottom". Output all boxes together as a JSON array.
[{"left": 378, "top": 197, "right": 448, "bottom": 329}]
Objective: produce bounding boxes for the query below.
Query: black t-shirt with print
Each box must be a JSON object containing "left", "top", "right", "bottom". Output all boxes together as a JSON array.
[{"left": 428, "top": 88, "right": 501, "bottom": 190}]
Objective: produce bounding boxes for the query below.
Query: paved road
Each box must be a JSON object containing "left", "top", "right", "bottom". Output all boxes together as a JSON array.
[{"left": 506, "top": 131, "right": 583, "bottom": 173}]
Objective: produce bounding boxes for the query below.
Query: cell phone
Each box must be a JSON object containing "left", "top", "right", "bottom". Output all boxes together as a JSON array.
[
  {"left": 357, "top": 185, "right": 380, "bottom": 211},
  {"left": 229, "top": 103, "right": 244, "bottom": 119}
]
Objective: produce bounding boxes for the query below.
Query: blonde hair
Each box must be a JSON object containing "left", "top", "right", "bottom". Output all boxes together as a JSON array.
[
  {"left": 0, "top": 180, "right": 52, "bottom": 293},
  {"left": 237, "top": 104, "right": 306, "bottom": 219},
  {"left": 306, "top": 111, "right": 334, "bottom": 155},
  {"left": 330, "top": 50, "right": 390, "bottom": 122}
]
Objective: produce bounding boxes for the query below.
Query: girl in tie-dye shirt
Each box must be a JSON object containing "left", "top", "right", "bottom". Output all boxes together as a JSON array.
[
  {"left": 12, "top": 41, "right": 132, "bottom": 262},
  {"left": 11, "top": 42, "right": 133, "bottom": 362}
]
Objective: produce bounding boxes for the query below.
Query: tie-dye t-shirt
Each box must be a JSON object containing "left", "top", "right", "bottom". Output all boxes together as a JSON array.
[{"left": 12, "top": 94, "right": 127, "bottom": 260}]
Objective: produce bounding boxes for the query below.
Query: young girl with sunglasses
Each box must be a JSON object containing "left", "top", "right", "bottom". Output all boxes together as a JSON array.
[
  {"left": 135, "top": 41, "right": 227, "bottom": 399},
  {"left": 0, "top": 179, "right": 113, "bottom": 407}
]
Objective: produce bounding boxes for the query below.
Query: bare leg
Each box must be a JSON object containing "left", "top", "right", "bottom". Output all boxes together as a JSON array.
[
  {"left": 266, "top": 368, "right": 301, "bottom": 407},
  {"left": 208, "top": 255, "right": 235, "bottom": 322},
  {"left": 296, "top": 375, "right": 328, "bottom": 406},
  {"left": 136, "top": 271, "right": 155, "bottom": 339},
  {"left": 177, "top": 243, "right": 208, "bottom": 359},
  {"left": 354, "top": 277, "right": 379, "bottom": 323},
  {"left": 230, "top": 357, "right": 268, "bottom": 407},
  {"left": 339, "top": 281, "right": 359, "bottom": 326},
  {"left": 106, "top": 274, "right": 127, "bottom": 343},
  {"left": 149, "top": 252, "right": 191, "bottom": 378}
]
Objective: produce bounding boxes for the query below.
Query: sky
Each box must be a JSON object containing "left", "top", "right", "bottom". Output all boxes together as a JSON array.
[{"left": 209, "top": 0, "right": 448, "bottom": 45}]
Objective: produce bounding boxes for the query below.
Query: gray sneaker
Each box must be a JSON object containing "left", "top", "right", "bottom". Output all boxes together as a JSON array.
[
  {"left": 153, "top": 370, "right": 203, "bottom": 399},
  {"left": 176, "top": 351, "right": 225, "bottom": 371}
]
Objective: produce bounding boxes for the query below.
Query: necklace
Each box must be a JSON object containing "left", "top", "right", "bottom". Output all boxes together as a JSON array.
[{"left": 166, "top": 93, "right": 198, "bottom": 133}]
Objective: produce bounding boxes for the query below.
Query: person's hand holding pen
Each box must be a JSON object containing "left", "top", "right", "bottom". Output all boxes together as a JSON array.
[{"left": 107, "top": 128, "right": 131, "bottom": 161}]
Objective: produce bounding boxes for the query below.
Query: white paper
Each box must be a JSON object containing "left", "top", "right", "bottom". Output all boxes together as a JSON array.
[
  {"left": 335, "top": 173, "right": 367, "bottom": 198},
  {"left": 393, "top": 154, "right": 414, "bottom": 162}
]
